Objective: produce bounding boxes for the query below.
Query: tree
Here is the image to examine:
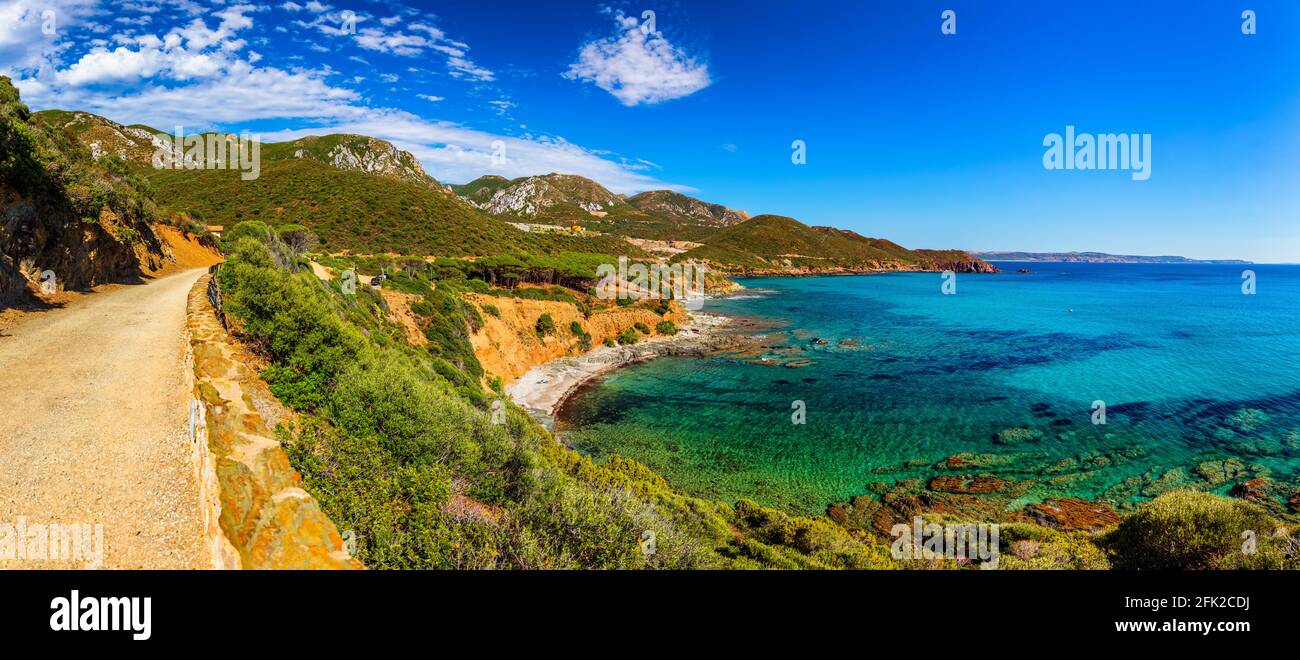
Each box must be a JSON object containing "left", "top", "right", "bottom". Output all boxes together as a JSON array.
[{"left": 277, "top": 224, "right": 320, "bottom": 254}]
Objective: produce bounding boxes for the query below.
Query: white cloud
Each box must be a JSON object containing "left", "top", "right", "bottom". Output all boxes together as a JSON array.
[
  {"left": 564, "top": 10, "right": 710, "bottom": 106},
  {"left": 0, "top": 0, "right": 685, "bottom": 195}
]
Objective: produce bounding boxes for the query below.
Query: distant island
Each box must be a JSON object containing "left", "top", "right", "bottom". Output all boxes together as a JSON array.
[{"left": 973, "top": 251, "right": 1251, "bottom": 264}]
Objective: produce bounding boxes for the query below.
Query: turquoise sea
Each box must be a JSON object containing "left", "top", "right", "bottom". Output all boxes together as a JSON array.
[{"left": 558, "top": 263, "right": 1300, "bottom": 515}]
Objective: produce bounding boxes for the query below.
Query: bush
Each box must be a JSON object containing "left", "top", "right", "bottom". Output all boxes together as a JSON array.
[
  {"left": 569, "top": 320, "right": 583, "bottom": 335},
  {"left": 603, "top": 337, "right": 616, "bottom": 348},
  {"left": 633, "top": 322, "right": 651, "bottom": 335},
  {"left": 655, "top": 320, "right": 677, "bottom": 335},
  {"left": 482, "top": 303, "right": 500, "bottom": 318},
  {"left": 114, "top": 226, "right": 141, "bottom": 246},
  {"left": 617, "top": 328, "right": 639, "bottom": 345},
  {"left": 1104, "top": 490, "right": 1293, "bottom": 569},
  {"left": 220, "top": 219, "right": 272, "bottom": 248},
  {"left": 535, "top": 313, "right": 556, "bottom": 339}
]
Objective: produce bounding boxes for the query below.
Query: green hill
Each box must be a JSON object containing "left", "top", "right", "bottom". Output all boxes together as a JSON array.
[
  {"left": 675, "top": 214, "right": 997, "bottom": 274},
  {"left": 35, "top": 109, "right": 443, "bottom": 189},
  {"left": 145, "top": 159, "right": 641, "bottom": 258}
]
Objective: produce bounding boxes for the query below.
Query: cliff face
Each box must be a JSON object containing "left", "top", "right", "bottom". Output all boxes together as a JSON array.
[
  {"left": 695, "top": 258, "right": 998, "bottom": 277},
  {"left": 1, "top": 76, "right": 169, "bottom": 302},
  {"left": 1, "top": 187, "right": 166, "bottom": 300},
  {"left": 465, "top": 293, "right": 683, "bottom": 383}
]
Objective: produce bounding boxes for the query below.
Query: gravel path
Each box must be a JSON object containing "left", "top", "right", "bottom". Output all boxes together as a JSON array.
[{"left": 0, "top": 269, "right": 208, "bottom": 569}]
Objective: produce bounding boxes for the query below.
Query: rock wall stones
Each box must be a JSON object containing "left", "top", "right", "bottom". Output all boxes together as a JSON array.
[{"left": 184, "top": 273, "right": 360, "bottom": 569}]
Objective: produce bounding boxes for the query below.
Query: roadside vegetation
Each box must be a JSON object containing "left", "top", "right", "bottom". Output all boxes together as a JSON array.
[{"left": 216, "top": 222, "right": 914, "bottom": 568}]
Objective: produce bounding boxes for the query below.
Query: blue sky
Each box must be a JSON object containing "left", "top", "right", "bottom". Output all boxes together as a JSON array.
[{"left": 2, "top": 0, "right": 1297, "bottom": 261}]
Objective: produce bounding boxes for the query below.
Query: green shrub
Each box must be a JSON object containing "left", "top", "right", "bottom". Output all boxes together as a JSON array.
[
  {"left": 617, "top": 328, "right": 639, "bottom": 345},
  {"left": 633, "top": 322, "right": 651, "bottom": 335},
  {"left": 603, "top": 337, "right": 616, "bottom": 348},
  {"left": 114, "top": 226, "right": 141, "bottom": 245},
  {"left": 535, "top": 313, "right": 556, "bottom": 339},
  {"left": 655, "top": 320, "right": 677, "bottom": 335},
  {"left": 1103, "top": 490, "right": 1294, "bottom": 569},
  {"left": 482, "top": 303, "right": 500, "bottom": 318},
  {"left": 569, "top": 320, "right": 583, "bottom": 335}
]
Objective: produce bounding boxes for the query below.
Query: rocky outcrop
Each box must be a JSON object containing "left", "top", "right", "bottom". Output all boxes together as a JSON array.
[
  {"left": 924, "top": 259, "right": 1000, "bottom": 274},
  {"left": 286, "top": 135, "right": 438, "bottom": 188},
  {"left": 2, "top": 188, "right": 164, "bottom": 306},
  {"left": 465, "top": 173, "right": 624, "bottom": 216},
  {"left": 185, "top": 273, "right": 360, "bottom": 569}
]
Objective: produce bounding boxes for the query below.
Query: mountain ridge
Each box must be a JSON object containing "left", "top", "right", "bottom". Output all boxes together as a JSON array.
[
  {"left": 974, "top": 251, "right": 1250, "bottom": 264},
  {"left": 676, "top": 215, "right": 998, "bottom": 275}
]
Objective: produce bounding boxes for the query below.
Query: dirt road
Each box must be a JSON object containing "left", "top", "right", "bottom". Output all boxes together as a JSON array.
[{"left": 0, "top": 270, "right": 208, "bottom": 569}]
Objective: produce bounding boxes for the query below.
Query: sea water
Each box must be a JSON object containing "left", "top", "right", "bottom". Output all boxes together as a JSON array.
[{"left": 558, "top": 263, "right": 1300, "bottom": 514}]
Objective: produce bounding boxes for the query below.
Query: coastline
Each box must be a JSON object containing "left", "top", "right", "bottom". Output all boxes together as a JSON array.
[{"left": 505, "top": 311, "right": 737, "bottom": 430}]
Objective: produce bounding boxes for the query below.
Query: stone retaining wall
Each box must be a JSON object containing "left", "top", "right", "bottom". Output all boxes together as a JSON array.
[{"left": 184, "top": 273, "right": 360, "bottom": 569}]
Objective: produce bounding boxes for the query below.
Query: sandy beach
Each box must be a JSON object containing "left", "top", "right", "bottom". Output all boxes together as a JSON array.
[{"left": 506, "top": 312, "right": 734, "bottom": 429}]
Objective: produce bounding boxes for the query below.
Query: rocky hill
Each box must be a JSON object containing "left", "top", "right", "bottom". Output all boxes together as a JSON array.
[
  {"left": 453, "top": 173, "right": 624, "bottom": 216},
  {"left": 627, "top": 189, "right": 749, "bottom": 227},
  {"left": 262, "top": 134, "right": 441, "bottom": 188},
  {"left": 453, "top": 175, "right": 753, "bottom": 243}
]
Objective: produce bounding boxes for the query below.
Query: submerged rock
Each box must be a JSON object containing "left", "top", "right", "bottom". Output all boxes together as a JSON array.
[
  {"left": 1195, "top": 459, "right": 1247, "bottom": 487},
  {"left": 928, "top": 475, "right": 1005, "bottom": 494},
  {"left": 994, "top": 427, "right": 1043, "bottom": 445}
]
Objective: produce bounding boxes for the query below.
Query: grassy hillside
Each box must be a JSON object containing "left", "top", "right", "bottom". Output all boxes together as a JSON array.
[
  {"left": 146, "top": 159, "right": 641, "bottom": 258},
  {"left": 676, "top": 214, "right": 996, "bottom": 274},
  {"left": 450, "top": 174, "right": 512, "bottom": 206}
]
